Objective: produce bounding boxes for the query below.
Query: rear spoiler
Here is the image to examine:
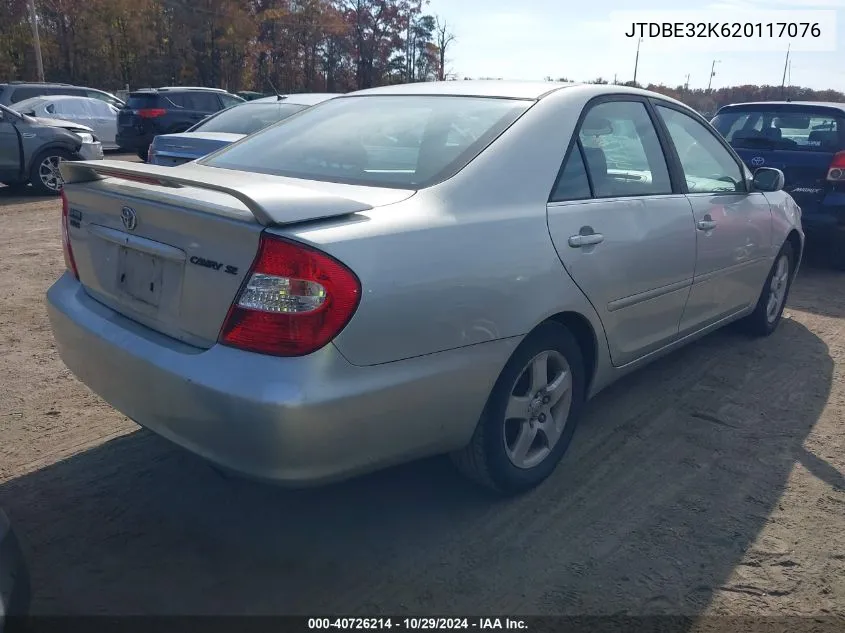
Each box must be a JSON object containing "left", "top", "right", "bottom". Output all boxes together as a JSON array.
[{"left": 59, "top": 160, "right": 374, "bottom": 226}]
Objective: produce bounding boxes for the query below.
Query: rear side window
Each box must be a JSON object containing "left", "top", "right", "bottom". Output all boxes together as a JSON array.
[
  {"left": 712, "top": 108, "right": 845, "bottom": 152},
  {"left": 183, "top": 92, "right": 222, "bottom": 111},
  {"left": 577, "top": 100, "right": 672, "bottom": 198},
  {"left": 551, "top": 144, "right": 592, "bottom": 202}
]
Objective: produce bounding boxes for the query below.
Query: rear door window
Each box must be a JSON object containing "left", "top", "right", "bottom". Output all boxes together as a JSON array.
[
  {"left": 577, "top": 100, "right": 672, "bottom": 197},
  {"left": 183, "top": 92, "right": 223, "bottom": 112},
  {"left": 712, "top": 108, "right": 845, "bottom": 152},
  {"left": 9, "top": 87, "right": 44, "bottom": 103}
]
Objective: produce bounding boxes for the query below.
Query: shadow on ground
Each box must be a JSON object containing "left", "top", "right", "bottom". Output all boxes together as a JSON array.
[
  {"left": 0, "top": 320, "right": 834, "bottom": 618},
  {"left": 789, "top": 244, "right": 845, "bottom": 320}
]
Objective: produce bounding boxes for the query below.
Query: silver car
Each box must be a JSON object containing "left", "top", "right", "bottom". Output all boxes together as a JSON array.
[
  {"left": 148, "top": 93, "right": 340, "bottom": 166},
  {"left": 46, "top": 82, "right": 803, "bottom": 494},
  {"left": 11, "top": 95, "right": 120, "bottom": 150}
]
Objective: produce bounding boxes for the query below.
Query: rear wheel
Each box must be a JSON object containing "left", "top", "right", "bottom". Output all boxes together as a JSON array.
[
  {"left": 29, "top": 148, "right": 71, "bottom": 195},
  {"left": 136, "top": 147, "right": 150, "bottom": 162},
  {"left": 451, "top": 322, "right": 586, "bottom": 494},
  {"left": 741, "top": 241, "right": 795, "bottom": 337}
]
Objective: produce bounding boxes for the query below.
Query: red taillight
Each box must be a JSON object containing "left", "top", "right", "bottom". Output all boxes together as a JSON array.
[
  {"left": 60, "top": 190, "right": 79, "bottom": 280},
  {"left": 136, "top": 108, "right": 167, "bottom": 118},
  {"left": 827, "top": 151, "right": 845, "bottom": 181},
  {"left": 219, "top": 234, "right": 361, "bottom": 357}
]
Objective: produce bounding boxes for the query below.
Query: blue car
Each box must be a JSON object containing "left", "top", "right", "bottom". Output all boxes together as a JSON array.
[
  {"left": 147, "top": 92, "right": 339, "bottom": 167},
  {"left": 712, "top": 101, "right": 845, "bottom": 269}
]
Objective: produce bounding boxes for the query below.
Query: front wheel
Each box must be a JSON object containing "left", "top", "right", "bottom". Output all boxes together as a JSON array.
[
  {"left": 451, "top": 322, "right": 586, "bottom": 494},
  {"left": 741, "top": 241, "right": 795, "bottom": 337},
  {"left": 29, "top": 148, "right": 72, "bottom": 195}
]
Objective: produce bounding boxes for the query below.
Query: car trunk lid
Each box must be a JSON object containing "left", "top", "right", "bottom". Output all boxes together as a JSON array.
[
  {"left": 151, "top": 132, "right": 244, "bottom": 166},
  {"left": 59, "top": 160, "right": 415, "bottom": 348}
]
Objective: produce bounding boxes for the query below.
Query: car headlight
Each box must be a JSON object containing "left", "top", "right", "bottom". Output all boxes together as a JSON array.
[{"left": 75, "top": 132, "right": 95, "bottom": 144}]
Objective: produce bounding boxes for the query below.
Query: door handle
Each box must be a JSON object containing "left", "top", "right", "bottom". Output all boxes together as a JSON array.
[
  {"left": 696, "top": 219, "right": 717, "bottom": 231},
  {"left": 568, "top": 233, "right": 605, "bottom": 248}
]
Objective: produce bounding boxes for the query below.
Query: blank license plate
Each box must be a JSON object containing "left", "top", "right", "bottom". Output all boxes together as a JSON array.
[{"left": 118, "top": 247, "right": 164, "bottom": 307}]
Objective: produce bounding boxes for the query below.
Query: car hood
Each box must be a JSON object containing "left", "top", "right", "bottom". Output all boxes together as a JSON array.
[{"left": 32, "top": 117, "right": 94, "bottom": 134}]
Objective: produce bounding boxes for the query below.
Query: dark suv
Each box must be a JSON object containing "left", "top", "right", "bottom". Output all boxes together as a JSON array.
[
  {"left": 116, "top": 87, "right": 244, "bottom": 160},
  {"left": 712, "top": 101, "right": 845, "bottom": 269},
  {"left": 0, "top": 81, "right": 124, "bottom": 109}
]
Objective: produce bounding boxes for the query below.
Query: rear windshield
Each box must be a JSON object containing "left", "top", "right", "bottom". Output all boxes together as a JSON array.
[
  {"left": 712, "top": 108, "right": 845, "bottom": 152},
  {"left": 195, "top": 102, "right": 307, "bottom": 135},
  {"left": 202, "top": 95, "right": 532, "bottom": 189},
  {"left": 126, "top": 93, "right": 161, "bottom": 109}
]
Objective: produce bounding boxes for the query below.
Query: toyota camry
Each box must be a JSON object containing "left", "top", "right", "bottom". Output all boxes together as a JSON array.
[{"left": 46, "top": 81, "right": 803, "bottom": 494}]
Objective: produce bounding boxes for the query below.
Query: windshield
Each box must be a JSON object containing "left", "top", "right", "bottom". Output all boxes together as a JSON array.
[
  {"left": 712, "top": 108, "right": 845, "bottom": 152},
  {"left": 203, "top": 95, "right": 532, "bottom": 189},
  {"left": 194, "top": 102, "right": 308, "bottom": 135}
]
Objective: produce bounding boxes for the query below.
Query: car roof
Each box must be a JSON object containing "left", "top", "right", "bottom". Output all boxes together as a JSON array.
[
  {"left": 131, "top": 86, "right": 234, "bottom": 93},
  {"left": 22, "top": 94, "right": 100, "bottom": 102},
  {"left": 347, "top": 80, "right": 579, "bottom": 100},
  {"left": 251, "top": 93, "right": 340, "bottom": 106},
  {"left": 717, "top": 101, "right": 845, "bottom": 112}
]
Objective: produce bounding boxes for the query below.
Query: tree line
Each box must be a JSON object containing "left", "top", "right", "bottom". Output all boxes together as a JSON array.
[
  {"left": 0, "top": 0, "right": 456, "bottom": 93},
  {"left": 3, "top": 0, "right": 844, "bottom": 112}
]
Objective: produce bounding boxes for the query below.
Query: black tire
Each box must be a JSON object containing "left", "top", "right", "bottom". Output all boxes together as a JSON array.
[
  {"left": 136, "top": 147, "right": 149, "bottom": 162},
  {"left": 451, "top": 321, "right": 586, "bottom": 495},
  {"left": 28, "top": 148, "right": 72, "bottom": 196},
  {"left": 741, "top": 241, "right": 795, "bottom": 337}
]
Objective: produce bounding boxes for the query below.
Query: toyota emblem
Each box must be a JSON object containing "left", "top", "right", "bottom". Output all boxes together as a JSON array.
[
  {"left": 750, "top": 156, "right": 765, "bottom": 167},
  {"left": 121, "top": 206, "right": 137, "bottom": 231}
]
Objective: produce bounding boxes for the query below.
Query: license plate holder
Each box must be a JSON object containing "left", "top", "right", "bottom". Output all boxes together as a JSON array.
[{"left": 117, "top": 247, "right": 164, "bottom": 307}]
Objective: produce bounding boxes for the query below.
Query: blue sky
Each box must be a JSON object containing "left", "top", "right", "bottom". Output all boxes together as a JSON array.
[{"left": 423, "top": 0, "right": 845, "bottom": 91}]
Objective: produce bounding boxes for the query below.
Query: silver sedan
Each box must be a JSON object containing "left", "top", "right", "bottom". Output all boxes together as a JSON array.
[{"left": 46, "top": 81, "right": 803, "bottom": 494}]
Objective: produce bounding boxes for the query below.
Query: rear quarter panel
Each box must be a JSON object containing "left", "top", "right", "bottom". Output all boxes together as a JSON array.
[{"left": 277, "top": 86, "right": 613, "bottom": 369}]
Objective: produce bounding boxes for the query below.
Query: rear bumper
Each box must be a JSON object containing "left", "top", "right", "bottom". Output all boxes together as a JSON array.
[
  {"left": 46, "top": 273, "right": 515, "bottom": 486},
  {"left": 0, "top": 510, "right": 30, "bottom": 621}
]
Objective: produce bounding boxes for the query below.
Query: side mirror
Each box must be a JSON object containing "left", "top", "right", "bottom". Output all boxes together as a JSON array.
[{"left": 752, "top": 167, "right": 785, "bottom": 192}]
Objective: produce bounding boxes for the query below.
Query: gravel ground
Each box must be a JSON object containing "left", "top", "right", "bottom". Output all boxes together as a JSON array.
[{"left": 0, "top": 176, "right": 843, "bottom": 618}]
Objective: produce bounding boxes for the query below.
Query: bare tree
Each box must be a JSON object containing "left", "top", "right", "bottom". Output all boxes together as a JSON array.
[{"left": 434, "top": 16, "right": 454, "bottom": 81}]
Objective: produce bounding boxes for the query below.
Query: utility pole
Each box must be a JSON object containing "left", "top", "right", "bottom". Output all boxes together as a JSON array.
[
  {"left": 684, "top": 73, "right": 690, "bottom": 90},
  {"left": 27, "top": 0, "right": 45, "bottom": 82},
  {"left": 633, "top": 37, "right": 642, "bottom": 85},
  {"left": 613, "top": 73, "right": 617, "bottom": 84},
  {"left": 707, "top": 59, "right": 720, "bottom": 92},
  {"left": 780, "top": 43, "right": 791, "bottom": 98}
]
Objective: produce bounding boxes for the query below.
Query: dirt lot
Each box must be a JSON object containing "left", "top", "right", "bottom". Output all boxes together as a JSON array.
[{"left": 0, "top": 178, "right": 843, "bottom": 618}]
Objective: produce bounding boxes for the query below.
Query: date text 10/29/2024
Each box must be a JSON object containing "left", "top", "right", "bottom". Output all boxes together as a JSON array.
[{"left": 308, "top": 618, "right": 528, "bottom": 631}]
